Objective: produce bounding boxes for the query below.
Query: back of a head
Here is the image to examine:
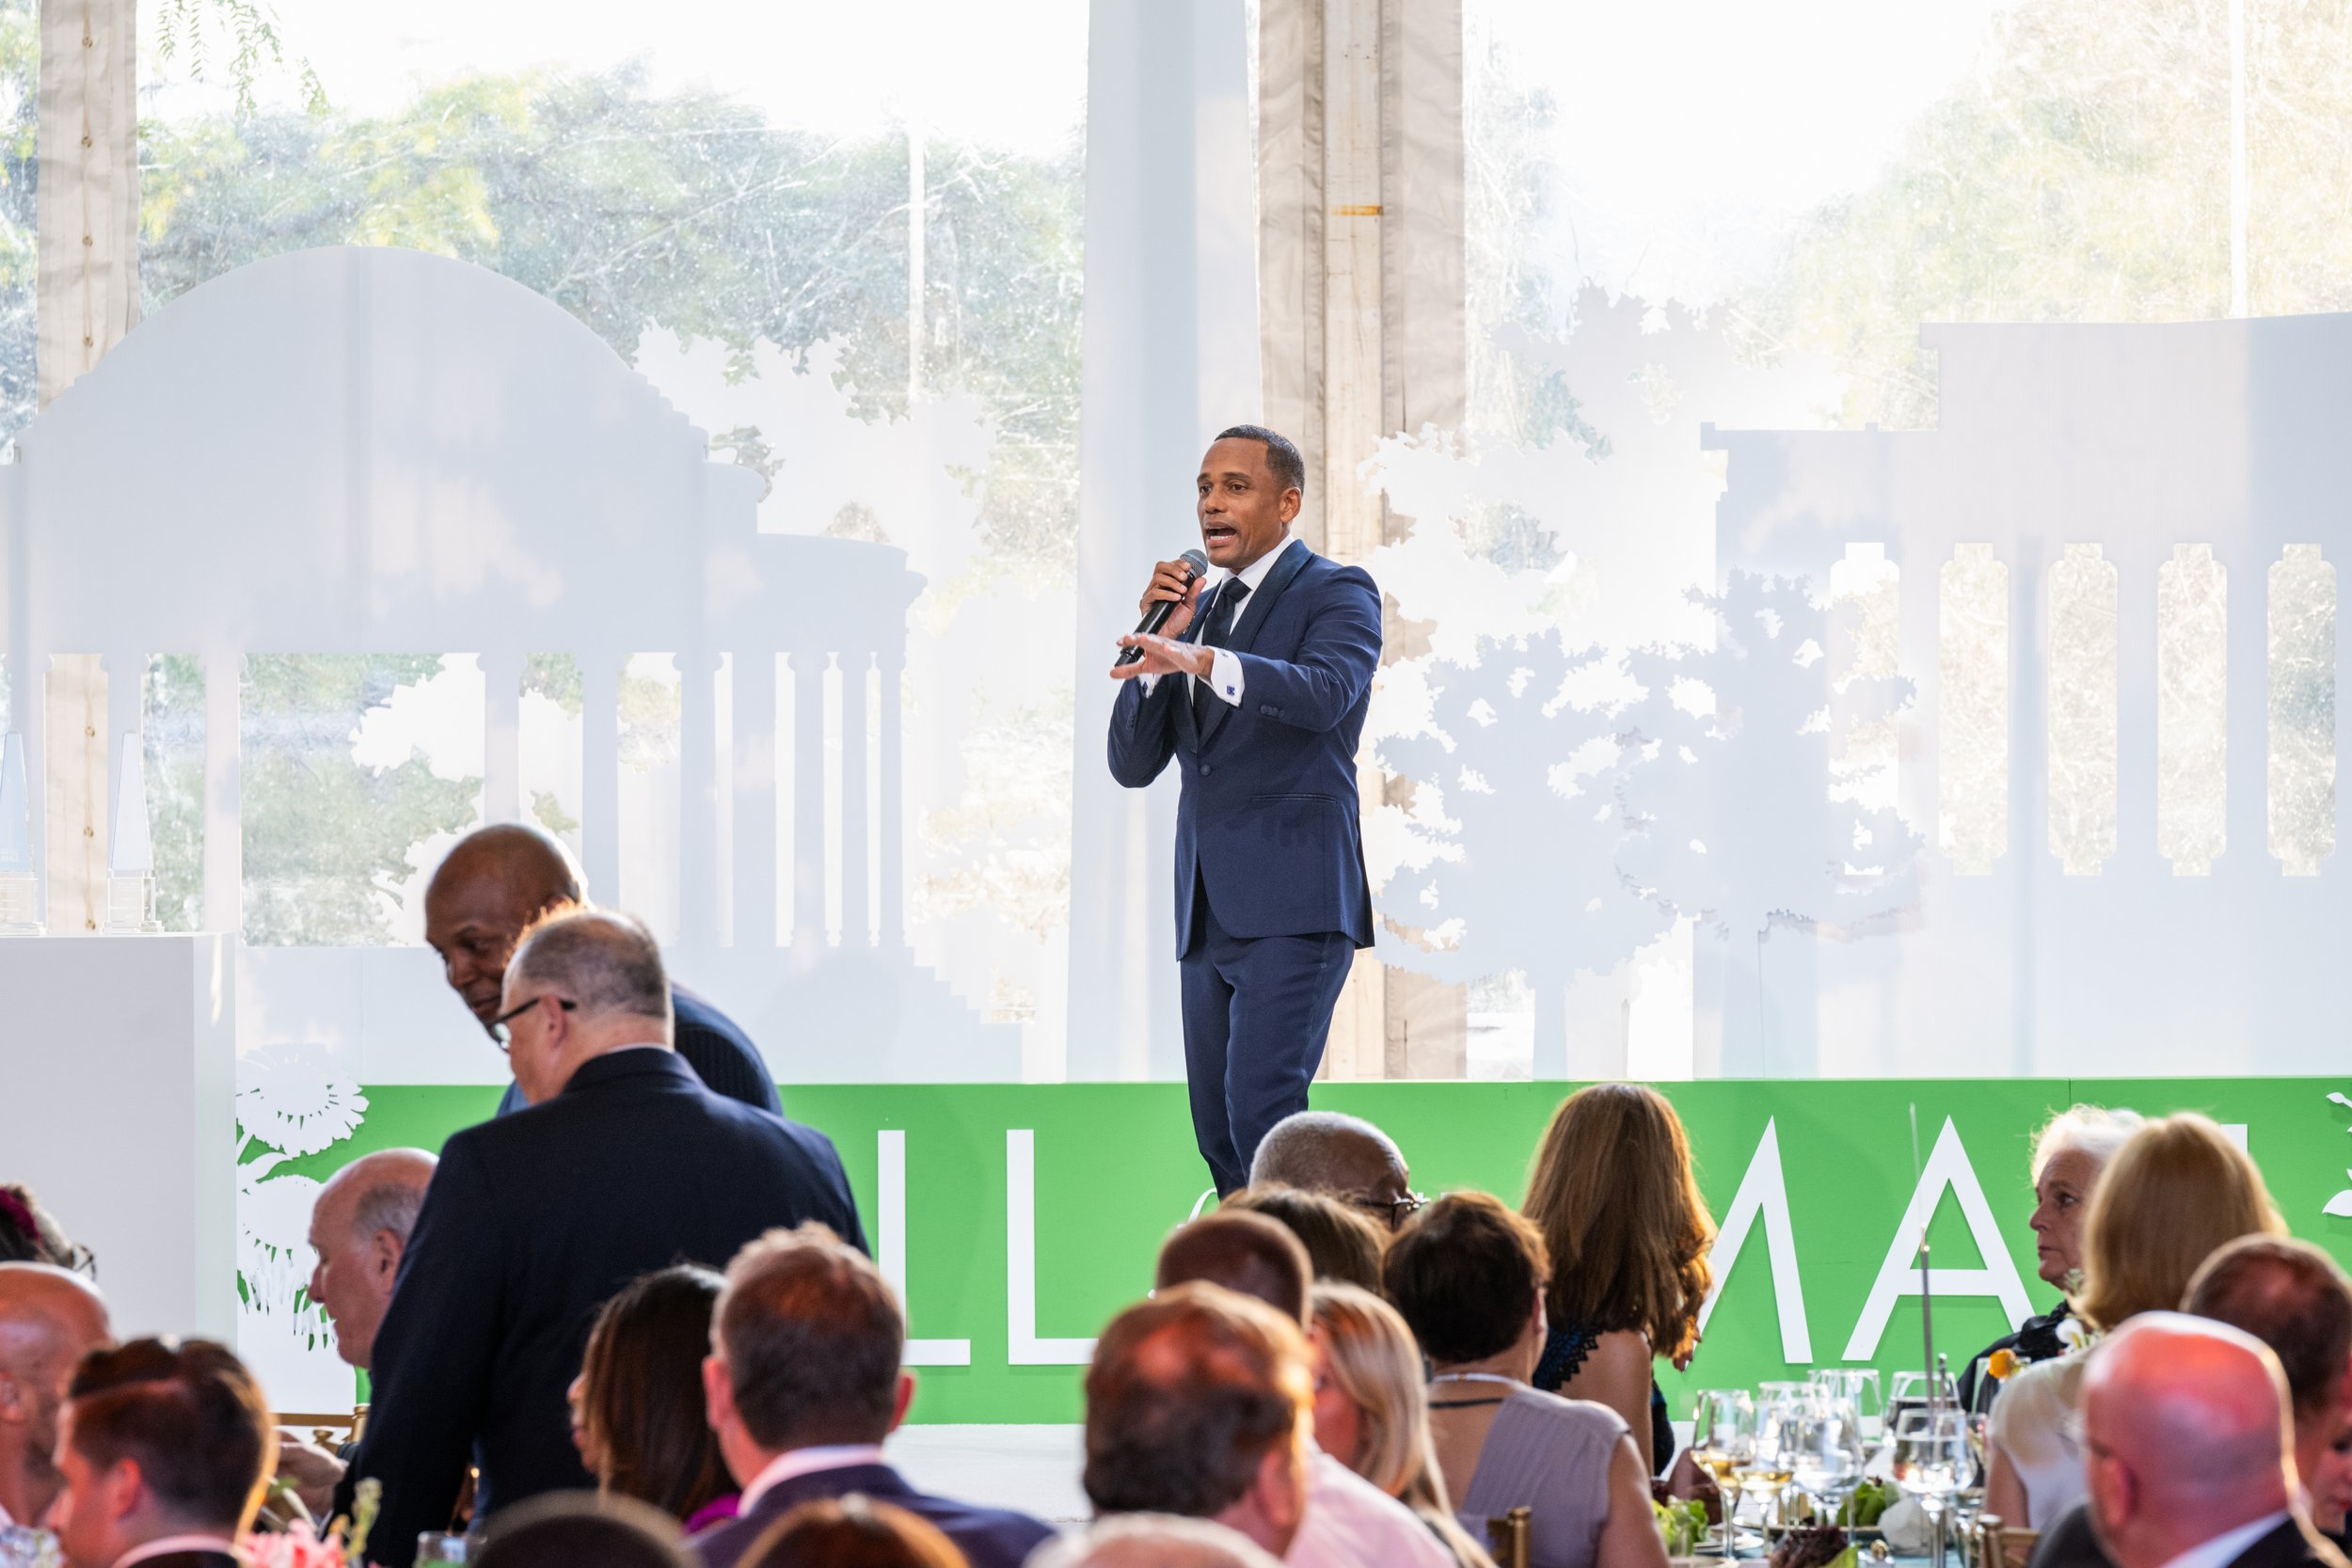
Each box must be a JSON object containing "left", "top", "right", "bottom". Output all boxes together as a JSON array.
[
  {"left": 1523, "top": 1082, "right": 1714, "bottom": 1361},
  {"left": 1031, "top": 1513, "right": 1286, "bottom": 1568},
  {"left": 432, "top": 822, "right": 583, "bottom": 910},
  {"left": 476, "top": 1490, "right": 693, "bottom": 1568},
  {"left": 64, "top": 1338, "right": 273, "bottom": 1533},
  {"left": 2082, "top": 1312, "right": 2293, "bottom": 1513},
  {"left": 509, "top": 908, "right": 672, "bottom": 1029},
  {"left": 2079, "top": 1113, "right": 2285, "bottom": 1331},
  {"left": 1308, "top": 1283, "right": 1430, "bottom": 1497},
  {"left": 1156, "top": 1212, "right": 1312, "bottom": 1326},
  {"left": 1247, "top": 1112, "right": 1397, "bottom": 1197},
  {"left": 1385, "top": 1192, "right": 1549, "bottom": 1367},
  {"left": 1216, "top": 1190, "right": 1384, "bottom": 1292},
  {"left": 717, "top": 1223, "right": 903, "bottom": 1450},
  {"left": 580, "top": 1264, "right": 729, "bottom": 1518},
  {"left": 1084, "top": 1283, "right": 1311, "bottom": 1520},
  {"left": 0, "top": 1262, "right": 111, "bottom": 1365},
  {"left": 0, "top": 1184, "right": 83, "bottom": 1270},
  {"left": 329, "top": 1148, "right": 437, "bottom": 1247},
  {"left": 742, "top": 1495, "right": 969, "bottom": 1568},
  {"left": 2185, "top": 1235, "right": 2352, "bottom": 1422}
]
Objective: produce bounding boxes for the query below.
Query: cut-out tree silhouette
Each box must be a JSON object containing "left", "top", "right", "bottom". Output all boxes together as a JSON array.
[
  {"left": 1617, "top": 572, "right": 1919, "bottom": 1044},
  {"left": 1375, "top": 631, "right": 1671, "bottom": 1063}
]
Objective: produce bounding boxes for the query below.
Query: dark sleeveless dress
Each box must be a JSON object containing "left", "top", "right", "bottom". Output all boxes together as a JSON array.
[{"left": 1533, "top": 1323, "right": 1675, "bottom": 1476}]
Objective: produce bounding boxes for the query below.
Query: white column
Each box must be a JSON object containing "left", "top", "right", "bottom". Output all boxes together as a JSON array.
[
  {"left": 1064, "top": 0, "right": 1260, "bottom": 1082},
  {"left": 36, "top": 0, "right": 138, "bottom": 408}
]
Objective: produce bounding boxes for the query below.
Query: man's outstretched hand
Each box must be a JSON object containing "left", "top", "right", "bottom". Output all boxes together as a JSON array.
[{"left": 1110, "top": 632, "right": 1213, "bottom": 681}]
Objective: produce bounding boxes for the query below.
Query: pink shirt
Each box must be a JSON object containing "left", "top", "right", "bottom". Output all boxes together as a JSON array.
[{"left": 1287, "top": 1450, "right": 1454, "bottom": 1568}]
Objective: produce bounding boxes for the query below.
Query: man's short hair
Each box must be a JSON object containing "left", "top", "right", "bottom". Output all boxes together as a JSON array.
[
  {"left": 1083, "top": 1284, "right": 1311, "bottom": 1520},
  {"left": 476, "top": 1490, "right": 692, "bottom": 1568},
  {"left": 1030, "top": 1513, "right": 1286, "bottom": 1568},
  {"left": 348, "top": 1171, "right": 429, "bottom": 1249},
  {"left": 714, "top": 1224, "right": 902, "bottom": 1450},
  {"left": 65, "top": 1338, "right": 273, "bottom": 1532},
  {"left": 1212, "top": 425, "right": 1306, "bottom": 498},
  {"left": 1384, "top": 1192, "right": 1550, "bottom": 1365},
  {"left": 1155, "top": 1212, "right": 1312, "bottom": 1326},
  {"left": 1218, "top": 1189, "right": 1384, "bottom": 1293},
  {"left": 1247, "top": 1112, "right": 1396, "bottom": 1195},
  {"left": 509, "top": 909, "right": 671, "bottom": 1026},
  {"left": 2185, "top": 1235, "right": 2352, "bottom": 1420}
]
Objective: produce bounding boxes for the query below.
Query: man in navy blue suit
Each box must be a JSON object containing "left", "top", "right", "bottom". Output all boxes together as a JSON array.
[
  {"left": 422, "top": 824, "right": 783, "bottom": 1118},
  {"left": 1107, "top": 425, "right": 1382, "bottom": 1195}
]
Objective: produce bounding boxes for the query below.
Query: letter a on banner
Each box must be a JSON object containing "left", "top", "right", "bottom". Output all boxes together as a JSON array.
[
  {"left": 1698, "top": 1119, "right": 1811, "bottom": 1363},
  {"left": 1843, "top": 1117, "right": 2033, "bottom": 1359}
]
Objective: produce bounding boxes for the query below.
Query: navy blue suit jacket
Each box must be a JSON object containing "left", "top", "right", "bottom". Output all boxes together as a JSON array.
[
  {"left": 495, "top": 984, "right": 780, "bottom": 1117},
  {"left": 341, "top": 1050, "right": 866, "bottom": 1566},
  {"left": 1106, "top": 540, "right": 1381, "bottom": 955},
  {"left": 691, "top": 1462, "right": 1057, "bottom": 1568}
]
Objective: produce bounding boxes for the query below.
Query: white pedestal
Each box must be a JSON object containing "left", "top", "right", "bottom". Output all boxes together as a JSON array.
[{"left": 0, "top": 934, "right": 234, "bottom": 1339}]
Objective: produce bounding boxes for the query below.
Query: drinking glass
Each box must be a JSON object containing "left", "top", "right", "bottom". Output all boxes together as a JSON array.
[
  {"left": 1734, "top": 1401, "right": 1797, "bottom": 1533},
  {"left": 417, "top": 1533, "right": 472, "bottom": 1565},
  {"left": 1893, "top": 1406, "right": 1972, "bottom": 1568},
  {"left": 1690, "top": 1388, "right": 1755, "bottom": 1560},
  {"left": 0, "top": 1526, "right": 50, "bottom": 1568},
  {"left": 1812, "top": 1368, "right": 1884, "bottom": 1437},
  {"left": 1787, "top": 1398, "right": 1867, "bottom": 1524}
]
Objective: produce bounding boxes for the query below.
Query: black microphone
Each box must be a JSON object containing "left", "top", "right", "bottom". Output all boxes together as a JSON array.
[{"left": 1116, "top": 548, "right": 1211, "bottom": 666}]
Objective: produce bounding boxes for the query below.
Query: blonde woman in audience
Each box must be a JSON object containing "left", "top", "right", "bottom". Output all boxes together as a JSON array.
[
  {"left": 1310, "top": 1282, "right": 1499, "bottom": 1568},
  {"left": 1521, "top": 1084, "right": 1715, "bottom": 1475},
  {"left": 1984, "top": 1111, "right": 2286, "bottom": 1528},
  {"left": 1386, "top": 1193, "right": 1669, "bottom": 1568}
]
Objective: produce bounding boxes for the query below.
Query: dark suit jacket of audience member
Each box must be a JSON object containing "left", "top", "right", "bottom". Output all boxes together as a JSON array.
[
  {"left": 2026, "top": 1501, "right": 2352, "bottom": 1568},
  {"left": 690, "top": 1462, "right": 1056, "bottom": 1568},
  {"left": 342, "top": 1049, "right": 866, "bottom": 1567},
  {"left": 124, "top": 1554, "right": 242, "bottom": 1568},
  {"left": 494, "top": 985, "right": 782, "bottom": 1117}
]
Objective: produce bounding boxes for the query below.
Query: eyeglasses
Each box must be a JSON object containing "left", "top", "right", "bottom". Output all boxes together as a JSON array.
[
  {"left": 1348, "top": 1191, "right": 1428, "bottom": 1228},
  {"left": 490, "top": 993, "right": 576, "bottom": 1050}
]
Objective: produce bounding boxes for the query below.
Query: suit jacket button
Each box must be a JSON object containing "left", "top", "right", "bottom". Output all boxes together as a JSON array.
[{"left": 1200, "top": 763, "right": 1214, "bottom": 776}]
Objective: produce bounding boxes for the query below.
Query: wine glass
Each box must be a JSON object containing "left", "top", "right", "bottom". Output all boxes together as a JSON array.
[
  {"left": 1787, "top": 1397, "right": 1867, "bottom": 1525},
  {"left": 0, "top": 1526, "right": 50, "bottom": 1568},
  {"left": 1690, "top": 1389, "right": 1755, "bottom": 1560},
  {"left": 1893, "top": 1406, "right": 1972, "bottom": 1568},
  {"left": 1734, "top": 1400, "right": 1798, "bottom": 1533},
  {"left": 1812, "top": 1368, "right": 1884, "bottom": 1438}
]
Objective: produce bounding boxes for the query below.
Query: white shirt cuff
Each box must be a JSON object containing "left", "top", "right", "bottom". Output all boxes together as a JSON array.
[{"left": 1138, "top": 651, "right": 1244, "bottom": 706}]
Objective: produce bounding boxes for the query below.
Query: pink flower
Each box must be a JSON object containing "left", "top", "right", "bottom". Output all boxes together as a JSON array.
[{"left": 238, "top": 1521, "right": 348, "bottom": 1568}]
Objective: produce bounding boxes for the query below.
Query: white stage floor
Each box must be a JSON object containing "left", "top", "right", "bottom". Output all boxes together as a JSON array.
[{"left": 885, "top": 1424, "right": 1089, "bottom": 1524}]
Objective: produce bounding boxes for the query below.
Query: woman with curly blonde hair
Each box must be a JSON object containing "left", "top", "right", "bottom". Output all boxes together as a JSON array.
[
  {"left": 1521, "top": 1084, "right": 1716, "bottom": 1475},
  {"left": 1310, "top": 1283, "right": 1497, "bottom": 1568}
]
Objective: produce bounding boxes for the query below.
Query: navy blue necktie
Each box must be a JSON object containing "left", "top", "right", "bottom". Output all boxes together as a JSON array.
[{"left": 1192, "top": 578, "right": 1251, "bottom": 725}]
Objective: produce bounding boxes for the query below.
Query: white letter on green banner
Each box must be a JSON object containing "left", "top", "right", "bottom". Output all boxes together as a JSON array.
[
  {"left": 877, "top": 1131, "right": 972, "bottom": 1367},
  {"left": 1698, "top": 1118, "right": 1811, "bottom": 1363},
  {"left": 1842, "top": 1117, "right": 2032, "bottom": 1360},
  {"left": 1007, "top": 1129, "right": 1097, "bottom": 1366}
]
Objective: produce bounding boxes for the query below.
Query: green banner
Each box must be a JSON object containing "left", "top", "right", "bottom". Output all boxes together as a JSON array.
[{"left": 279, "top": 1078, "right": 2352, "bottom": 1424}]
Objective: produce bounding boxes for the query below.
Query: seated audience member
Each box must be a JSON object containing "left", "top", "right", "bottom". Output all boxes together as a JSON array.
[
  {"left": 1248, "top": 1115, "right": 1421, "bottom": 1233},
  {"left": 1155, "top": 1213, "right": 1454, "bottom": 1568},
  {"left": 339, "top": 911, "right": 867, "bottom": 1568},
  {"left": 475, "top": 1491, "right": 696, "bottom": 1568},
  {"left": 1386, "top": 1193, "right": 1667, "bottom": 1568},
  {"left": 1222, "top": 1191, "right": 1386, "bottom": 1293},
  {"left": 740, "top": 1496, "right": 968, "bottom": 1568},
  {"left": 1959, "top": 1105, "right": 2141, "bottom": 1413},
  {"left": 1309, "top": 1284, "right": 1495, "bottom": 1568},
  {"left": 422, "top": 824, "right": 782, "bottom": 1118},
  {"left": 1082, "top": 1286, "right": 1315, "bottom": 1560},
  {"left": 2023, "top": 1314, "right": 2345, "bottom": 1568},
  {"left": 47, "top": 1337, "right": 273, "bottom": 1568},
  {"left": 692, "top": 1225, "right": 1052, "bottom": 1568},
  {"left": 573, "top": 1265, "right": 735, "bottom": 1530},
  {"left": 2185, "top": 1239, "right": 2352, "bottom": 1537},
  {"left": 0, "top": 1264, "right": 112, "bottom": 1531},
  {"left": 0, "top": 1186, "right": 90, "bottom": 1274},
  {"left": 1031, "top": 1514, "right": 1285, "bottom": 1568},
  {"left": 275, "top": 1148, "right": 443, "bottom": 1519},
  {"left": 1521, "top": 1085, "right": 1713, "bottom": 1476},
  {"left": 1988, "top": 1113, "right": 2284, "bottom": 1530}
]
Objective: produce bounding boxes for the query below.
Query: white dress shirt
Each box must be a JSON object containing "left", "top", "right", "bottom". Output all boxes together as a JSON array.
[
  {"left": 1139, "top": 534, "right": 1303, "bottom": 709},
  {"left": 736, "top": 1443, "right": 891, "bottom": 1515},
  {"left": 1286, "top": 1449, "right": 1454, "bottom": 1568},
  {"left": 112, "top": 1534, "right": 242, "bottom": 1567},
  {"left": 2152, "top": 1511, "right": 2294, "bottom": 1568}
]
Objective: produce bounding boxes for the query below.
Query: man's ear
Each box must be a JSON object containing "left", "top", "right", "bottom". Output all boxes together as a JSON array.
[
  {"left": 102, "top": 1455, "right": 146, "bottom": 1526},
  {"left": 1256, "top": 1439, "right": 1307, "bottom": 1534},
  {"left": 701, "top": 1354, "right": 737, "bottom": 1435},
  {"left": 888, "top": 1371, "right": 916, "bottom": 1434},
  {"left": 0, "top": 1370, "right": 25, "bottom": 1426},
  {"left": 371, "top": 1230, "right": 405, "bottom": 1290},
  {"left": 1279, "top": 486, "right": 1302, "bottom": 526}
]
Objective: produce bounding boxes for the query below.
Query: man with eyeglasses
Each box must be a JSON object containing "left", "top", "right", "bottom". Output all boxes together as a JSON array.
[
  {"left": 1247, "top": 1112, "right": 1423, "bottom": 1231},
  {"left": 336, "top": 909, "right": 864, "bottom": 1568},
  {"left": 422, "top": 823, "right": 782, "bottom": 1119}
]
